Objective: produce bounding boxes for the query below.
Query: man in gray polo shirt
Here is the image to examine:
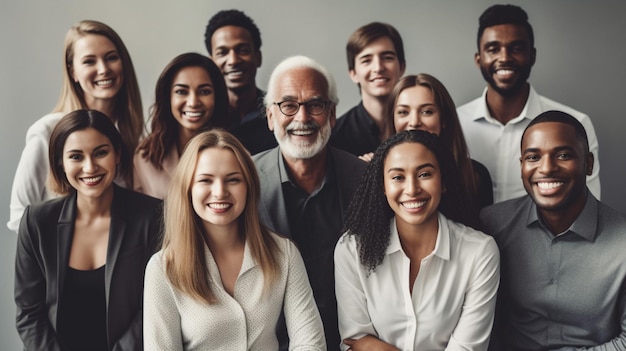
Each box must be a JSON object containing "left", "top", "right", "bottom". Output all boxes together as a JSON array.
[{"left": 481, "top": 110, "right": 626, "bottom": 350}]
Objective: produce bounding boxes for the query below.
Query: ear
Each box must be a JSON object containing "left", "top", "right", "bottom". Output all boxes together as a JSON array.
[
  {"left": 256, "top": 50, "right": 262, "bottom": 68},
  {"left": 266, "top": 106, "right": 275, "bottom": 131},
  {"left": 349, "top": 69, "right": 359, "bottom": 84},
  {"left": 474, "top": 52, "right": 481, "bottom": 68},
  {"left": 530, "top": 47, "right": 537, "bottom": 67},
  {"left": 329, "top": 104, "right": 337, "bottom": 129},
  {"left": 585, "top": 152, "right": 594, "bottom": 176},
  {"left": 399, "top": 62, "right": 406, "bottom": 76}
]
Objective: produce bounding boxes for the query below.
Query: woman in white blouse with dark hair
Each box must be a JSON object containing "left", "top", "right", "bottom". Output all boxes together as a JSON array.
[
  {"left": 335, "top": 130, "right": 500, "bottom": 351},
  {"left": 143, "top": 129, "right": 325, "bottom": 350}
]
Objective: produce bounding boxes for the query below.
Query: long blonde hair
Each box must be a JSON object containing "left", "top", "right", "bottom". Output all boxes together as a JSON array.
[
  {"left": 54, "top": 20, "right": 143, "bottom": 154},
  {"left": 162, "top": 129, "right": 279, "bottom": 303}
]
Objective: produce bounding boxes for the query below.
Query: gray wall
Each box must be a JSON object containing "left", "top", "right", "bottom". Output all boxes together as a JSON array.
[{"left": 2, "top": 0, "right": 625, "bottom": 348}]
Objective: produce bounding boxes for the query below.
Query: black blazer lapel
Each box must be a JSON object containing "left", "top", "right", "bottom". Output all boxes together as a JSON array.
[{"left": 54, "top": 193, "right": 76, "bottom": 331}]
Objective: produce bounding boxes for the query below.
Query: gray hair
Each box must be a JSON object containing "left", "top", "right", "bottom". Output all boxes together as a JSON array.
[{"left": 264, "top": 55, "right": 339, "bottom": 106}]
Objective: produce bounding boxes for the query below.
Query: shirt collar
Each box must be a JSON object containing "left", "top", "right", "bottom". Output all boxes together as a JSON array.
[
  {"left": 474, "top": 85, "right": 541, "bottom": 124},
  {"left": 386, "top": 213, "right": 451, "bottom": 261},
  {"left": 277, "top": 149, "right": 334, "bottom": 195},
  {"left": 526, "top": 190, "right": 599, "bottom": 241}
]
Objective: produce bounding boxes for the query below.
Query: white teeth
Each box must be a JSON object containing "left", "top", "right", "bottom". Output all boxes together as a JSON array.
[
  {"left": 496, "top": 69, "right": 514, "bottom": 76},
  {"left": 227, "top": 71, "right": 243, "bottom": 77},
  {"left": 402, "top": 200, "right": 427, "bottom": 209},
  {"left": 82, "top": 175, "right": 103, "bottom": 183},
  {"left": 372, "top": 78, "right": 388, "bottom": 83},
  {"left": 291, "top": 129, "right": 314, "bottom": 136},
  {"left": 96, "top": 79, "right": 113, "bottom": 86},
  {"left": 537, "top": 182, "right": 563, "bottom": 190},
  {"left": 209, "top": 203, "right": 230, "bottom": 210},
  {"left": 185, "top": 112, "right": 203, "bottom": 117}
]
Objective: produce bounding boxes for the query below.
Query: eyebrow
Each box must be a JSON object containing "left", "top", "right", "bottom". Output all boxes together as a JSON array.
[
  {"left": 79, "top": 50, "right": 118, "bottom": 59},
  {"left": 65, "top": 143, "right": 110, "bottom": 154},
  {"left": 358, "top": 50, "right": 397, "bottom": 59},
  {"left": 196, "top": 171, "right": 243, "bottom": 177},
  {"left": 172, "top": 83, "right": 214, "bottom": 89},
  {"left": 395, "top": 102, "right": 436, "bottom": 108},
  {"left": 387, "top": 163, "right": 436, "bottom": 173},
  {"left": 522, "top": 146, "right": 576, "bottom": 154}
]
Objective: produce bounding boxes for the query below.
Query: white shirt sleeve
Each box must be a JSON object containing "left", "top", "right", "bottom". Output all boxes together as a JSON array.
[
  {"left": 283, "top": 240, "right": 327, "bottom": 351},
  {"left": 8, "top": 115, "right": 61, "bottom": 232},
  {"left": 143, "top": 253, "right": 184, "bottom": 351},
  {"left": 446, "top": 236, "right": 500, "bottom": 351},
  {"left": 334, "top": 234, "right": 378, "bottom": 351}
]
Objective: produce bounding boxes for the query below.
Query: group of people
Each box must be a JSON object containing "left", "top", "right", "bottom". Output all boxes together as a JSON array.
[{"left": 8, "top": 3, "right": 626, "bottom": 351}]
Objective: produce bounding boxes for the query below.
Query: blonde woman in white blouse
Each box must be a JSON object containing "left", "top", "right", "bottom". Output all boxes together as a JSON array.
[{"left": 143, "top": 129, "right": 325, "bottom": 350}]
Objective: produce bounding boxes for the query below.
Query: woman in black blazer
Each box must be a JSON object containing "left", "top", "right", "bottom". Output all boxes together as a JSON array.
[{"left": 14, "top": 110, "right": 162, "bottom": 351}]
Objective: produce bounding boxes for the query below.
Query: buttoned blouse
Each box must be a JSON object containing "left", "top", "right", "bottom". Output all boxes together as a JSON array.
[
  {"left": 457, "top": 85, "right": 600, "bottom": 203},
  {"left": 143, "top": 233, "right": 326, "bottom": 350},
  {"left": 335, "top": 213, "right": 500, "bottom": 351}
]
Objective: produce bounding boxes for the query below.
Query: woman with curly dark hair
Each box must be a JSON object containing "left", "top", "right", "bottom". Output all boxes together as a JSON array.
[{"left": 334, "top": 130, "right": 499, "bottom": 351}]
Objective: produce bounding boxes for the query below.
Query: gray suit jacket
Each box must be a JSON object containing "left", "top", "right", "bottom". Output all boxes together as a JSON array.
[
  {"left": 253, "top": 146, "right": 367, "bottom": 237},
  {"left": 15, "top": 185, "right": 163, "bottom": 351}
]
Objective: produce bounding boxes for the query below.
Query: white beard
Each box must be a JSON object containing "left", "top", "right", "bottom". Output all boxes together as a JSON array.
[{"left": 274, "top": 117, "right": 332, "bottom": 160}]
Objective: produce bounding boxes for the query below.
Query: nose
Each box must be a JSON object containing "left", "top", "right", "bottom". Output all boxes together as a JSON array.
[
  {"left": 499, "top": 47, "right": 513, "bottom": 62},
  {"left": 538, "top": 155, "right": 557, "bottom": 174},
  {"left": 187, "top": 91, "right": 200, "bottom": 107},
  {"left": 292, "top": 104, "right": 313, "bottom": 124},
  {"left": 211, "top": 179, "right": 228, "bottom": 198},
  {"left": 372, "top": 56, "right": 385, "bottom": 73},
  {"left": 226, "top": 50, "right": 240, "bottom": 66},
  {"left": 83, "top": 156, "right": 97, "bottom": 173},
  {"left": 408, "top": 111, "right": 421, "bottom": 129},
  {"left": 97, "top": 59, "right": 110, "bottom": 75},
  {"left": 405, "top": 176, "right": 421, "bottom": 196}
]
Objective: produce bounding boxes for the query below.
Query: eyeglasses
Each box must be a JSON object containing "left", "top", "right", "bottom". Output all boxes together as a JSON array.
[{"left": 273, "top": 99, "right": 331, "bottom": 117}]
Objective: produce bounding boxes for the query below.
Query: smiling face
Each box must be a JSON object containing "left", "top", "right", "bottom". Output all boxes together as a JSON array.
[
  {"left": 349, "top": 36, "right": 405, "bottom": 99},
  {"left": 521, "top": 122, "right": 592, "bottom": 214},
  {"left": 210, "top": 25, "right": 261, "bottom": 93},
  {"left": 384, "top": 142, "right": 442, "bottom": 233},
  {"left": 191, "top": 148, "right": 247, "bottom": 234},
  {"left": 267, "top": 67, "right": 336, "bottom": 160},
  {"left": 171, "top": 66, "right": 215, "bottom": 139},
  {"left": 62, "top": 127, "right": 119, "bottom": 200},
  {"left": 393, "top": 85, "right": 442, "bottom": 135},
  {"left": 71, "top": 34, "right": 124, "bottom": 108},
  {"left": 475, "top": 24, "right": 535, "bottom": 97}
]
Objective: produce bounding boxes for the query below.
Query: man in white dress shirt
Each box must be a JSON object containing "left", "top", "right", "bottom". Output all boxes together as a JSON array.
[{"left": 457, "top": 4, "right": 600, "bottom": 203}]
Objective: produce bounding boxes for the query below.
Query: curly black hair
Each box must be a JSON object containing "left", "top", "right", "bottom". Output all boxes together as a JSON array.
[
  {"left": 342, "top": 130, "right": 479, "bottom": 272},
  {"left": 477, "top": 4, "right": 534, "bottom": 49},
  {"left": 204, "top": 9, "right": 262, "bottom": 55}
]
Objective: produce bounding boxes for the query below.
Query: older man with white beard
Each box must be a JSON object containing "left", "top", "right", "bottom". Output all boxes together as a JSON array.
[{"left": 253, "top": 55, "right": 367, "bottom": 351}]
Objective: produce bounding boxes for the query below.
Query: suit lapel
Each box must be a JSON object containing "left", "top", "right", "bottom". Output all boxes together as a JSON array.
[
  {"left": 105, "top": 186, "right": 127, "bottom": 311},
  {"left": 55, "top": 193, "right": 77, "bottom": 328},
  {"left": 259, "top": 148, "right": 291, "bottom": 236}
]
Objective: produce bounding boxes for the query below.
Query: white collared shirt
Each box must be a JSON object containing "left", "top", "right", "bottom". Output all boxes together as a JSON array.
[
  {"left": 334, "top": 213, "right": 500, "bottom": 351},
  {"left": 457, "top": 86, "right": 601, "bottom": 203}
]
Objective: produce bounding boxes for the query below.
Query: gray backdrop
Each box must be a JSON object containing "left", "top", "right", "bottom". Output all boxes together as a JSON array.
[{"left": 2, "top": 0, "right": 625, "bottom": 348}]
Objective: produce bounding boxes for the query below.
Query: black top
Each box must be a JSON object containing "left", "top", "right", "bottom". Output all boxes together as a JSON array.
[
  {"left": 227, "top": 88, "right": 277, "bottom": 155},
  {"left": 472, "top": 158, "right": 494, "bottom": 209},
  {"left": 58, "top": 265, "right": 108, "bottom": 351},
  {"left": 329, "top": 102, "right": 381, "bottom": 157}
]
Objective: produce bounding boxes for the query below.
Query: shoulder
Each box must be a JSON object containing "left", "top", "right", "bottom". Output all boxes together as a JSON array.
[
  {"left": 26, "top": 112, "right": 65, "bottom": 136},
  {"left": 25, "top": 196, "right": 67, "bottom": 221},
  {"left": 334, "top": 232, "right": 358, "bottom": 256},
  {"left": 480, "top": 196, "right": 531, "bottom": 235},
  {"left": 252, "top": 146, "right": 278, "bottom": 165},
  {"left": 330, "top": 147, "right": 367, "bottom": 171},
  {"left": 447, "top": 217, "right": 497, "bottom": 249},
  {"left": 596, "top": 201, "right": 626, "bottom": 232},
  {"left": 335, "top": 104, "right": 361, "bottom": 125},
  {"left": 114, "top": 186, "right": 163, "bottom": 215},
  {"left": 456, "top": 96, "right": 484, "bottom": 120}
]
